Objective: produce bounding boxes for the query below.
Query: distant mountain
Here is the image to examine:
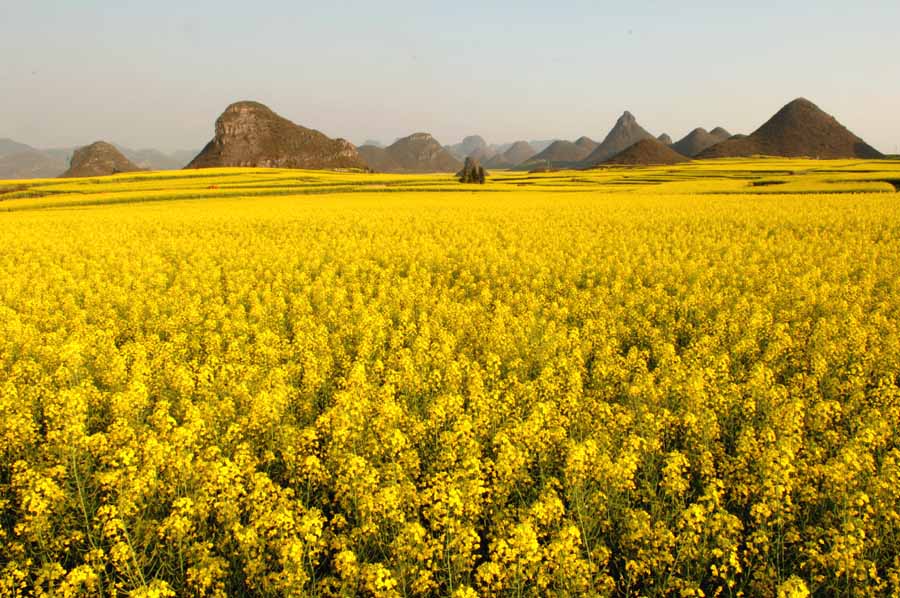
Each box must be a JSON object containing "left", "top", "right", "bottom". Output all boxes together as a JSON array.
[
  {"left": 575, "top": 136, "right": 599, "bottom": 155},
  {"left": 601, "top": 138, "right": 690, "bottom": 166},
  {"left": 521, "top": 137, "right": 596, "bottom": 168},
  {"left": 657, "top": 133, "right": 673, "bottom": 145},
  {"left": 709, "top": 127, "right": 732, "bottom": 142},
  {"left": 446, "top": 136, "right": 569, "bottom": 162},
  {"left": 60, "top": 141, "right": 142, "bottom": 178},
  {"left": 169, "top": 150, "right": 200, "bottom": 166},
  {"left": 0, "top": 138, "right": 35, "bottom": 157},
  {"left": 698, "top": 98, "right": 882, "bottom": 159},
  {"left": 671, "top": 127, "right": 732, "bottom": 157},
  {"left": 467, "top": 145, "right": 497, "bottom": 162},
  {"left": 117, "top": 146, "right": 185, "bottom": 170},
  {"left": 358, "top": 144, "right": 401, "bottom": 172},
  {"left": 43, "top": 148, "right": 75, "bottom": 163},
  {"left": 361, "top": 133, "right": 462, "bottom": 173},
  {"left": 528, "top": 139, "right": 557, "bottom": 153},
  {"left": 484, "top": 141, "right": 536, "bottom": 169},
  {"left": 448, "top": 135, "right": 489, "bottom": 160},
  {"left": 583, "top": 111, "right": 655, "bottom": 165},
  {"left": 0, "top": 138, "right": 198, "bottom": 179},
  {"left": 481, "top": 155, "right": 507, "bottom": 170},
  {"left": 502, "top": 141, "right": 537, "bottom": 166},
  {"left": 0, "top": 149, "right": 68, "bottom": 179},
  {"left": 187, "top": 101, "right": 368, "bottom": 170},
  {"left": 362, "top": 139, "right": 384, "bottom": 148}
]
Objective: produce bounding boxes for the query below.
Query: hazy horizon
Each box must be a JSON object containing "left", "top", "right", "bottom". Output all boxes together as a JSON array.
[{"left": 3, "top": 1, "right": 899, "bottom": 154}]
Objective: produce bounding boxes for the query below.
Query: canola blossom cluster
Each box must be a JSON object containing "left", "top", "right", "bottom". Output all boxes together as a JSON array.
[{"left": 1, "top": 171, "right": 900, "bottom": 597}]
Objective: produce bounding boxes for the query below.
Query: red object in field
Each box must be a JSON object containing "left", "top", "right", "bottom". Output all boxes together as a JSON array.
[{"left": 208, "top": 185, "right": 219, "bottom": 190}]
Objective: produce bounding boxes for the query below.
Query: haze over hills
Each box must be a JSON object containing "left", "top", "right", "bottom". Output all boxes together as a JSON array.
[
  {"left": 483, "top": 141, "right": 537, "bottom": 169},
  {"left": 527, "top": 140, "right": 556, "bottom": 153},
  {"left": 60, "top": 142, "right": 142, "bottom": 178},
  {"left": 360, "top": 133, "right": 462, "bottom": 173},
  {"left": 169, "top": 150, "right": 201, "bottom": 166},
  {"left": 583, "top": 111, "right": 656, "bottom": 165},
  {"left": 671, "top": 127, "right": 732, "bottom": 157},
  {"left": 466, "top": 145, "right": 497, "bottom": 163},
  {"left": 448, "top": 136, "right": 490, "bottom": 161},
  {"left": 0, "top": 149, "right": 69, "bottom": 180},
  {"left": 0, "top": 138, "right": 34, "bottom": 156},
  {"left": 187, "top": 101, "right": 368, "bottom": 170},
  {"left": 0, "top": 140, "right": 69, "bottom": 179},
  {"left": 698, "top": 98, "right": 883, "bottom": 159},
  {"left": 0, "top": 138, "right": 197, "bottom": 179},
  {"left": 500, "top": 141, "right": 537, "bottom": 165},
  {"left": 120, "top": 147, "right": 186, "bottom": 171},
  {"left": 522, "top": 137, "right": 597, "bottom": 169},
  {"left": 357, "top": 144, "right": 401, "bottom": 172},
  {"left": 445, "top": 136, "right": 562, "bottom": 163}
]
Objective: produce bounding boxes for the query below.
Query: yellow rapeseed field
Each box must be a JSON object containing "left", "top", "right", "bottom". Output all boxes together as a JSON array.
[{"left": 1, "top": 159, "right": 900, "bottom": 597}]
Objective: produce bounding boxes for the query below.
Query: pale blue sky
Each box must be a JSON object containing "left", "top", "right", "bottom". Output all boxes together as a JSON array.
[{"left": 2, "top": 1, "right": 898, "bottom": 153}]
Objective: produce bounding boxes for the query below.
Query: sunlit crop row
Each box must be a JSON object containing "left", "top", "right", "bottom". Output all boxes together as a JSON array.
[{"left": 2, "top": 165, "right": 900, "bottom": 597}]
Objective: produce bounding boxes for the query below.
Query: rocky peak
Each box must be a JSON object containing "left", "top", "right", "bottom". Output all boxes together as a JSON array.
[
  {"left": 60, "top": 141, "right": 141, "bottom": 178},
  {"left": 215, "top": 101, "right": 277, "bottom": 137},
  {"left": 618, "top": 111, "right": 638, "bottom": 125},
  {"left": 187, "top": 100, "right": 368, "bottom": 170},
  {"left": 671, "top": 128, "right": 722, "bottom": 157},
  {"left": 371, "top": 132, "right": 462, "bottom": 173},
  {"left": 583, "top": 110, "right": 655, "bottom": 164}
]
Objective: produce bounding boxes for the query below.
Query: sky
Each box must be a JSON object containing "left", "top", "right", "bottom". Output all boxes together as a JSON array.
[{"left": 2, "top": 0, "right": 899, "bottom": 154}]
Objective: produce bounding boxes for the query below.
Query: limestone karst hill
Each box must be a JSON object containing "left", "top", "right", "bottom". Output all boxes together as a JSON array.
[
  {"left": 483, "top": 141, "right": 536, "bottom": 168},
  {"left": 698, "top": 98, "right": 882, "bottom": 159},
  {"left": 359, "top": 133, "right": 462, "bottom": 173},
  {"left": 521, "top": 137, "right": 597, "bottom": 169},
  {"left": 583, "top": 111, "right": 656, "bottom": 165},
  {"left": 671, "top": 127, "right": 732, "bottom": 157},
  {"left": 448, "top": 135, "right": 490, "bottom": 160},
  {"left": 600, "top": 138, "right": 690, "bottom": 166},
  {"left": 186, "top": 101, "right": 368, "bottom": 170},
  {"left": 59, "top": 142, "right": 142, "bottom": 178},
  {"left": 357, "top": 144, "right": 402, "bottom": 172}
]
